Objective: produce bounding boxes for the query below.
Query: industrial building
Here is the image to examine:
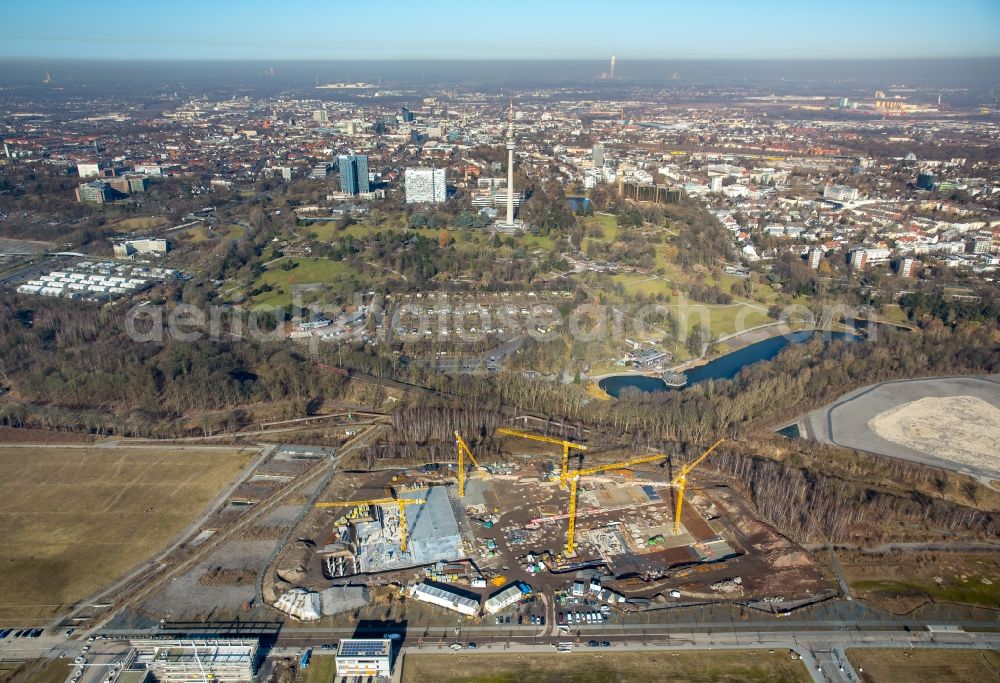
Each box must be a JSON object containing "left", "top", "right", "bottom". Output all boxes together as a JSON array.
[
  {"left": 130, "top": 638, "right": 258, "bottom": 682},
  {"left": 335, "top": 639, "right": 392, "bottom": 680},
  {"left": 408, "top": 581, "right": 480, "bottom": 616}
]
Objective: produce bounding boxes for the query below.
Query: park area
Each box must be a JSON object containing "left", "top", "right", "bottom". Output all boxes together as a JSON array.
[
  {"left": 400, "top": 651, "right": 811, "bottom": 683},
  {"left": 0, "top": 446, "right": 252, "bottom": 622},
  {"left": 847, "top": 648, "right": 1000, "bottom": 683}
]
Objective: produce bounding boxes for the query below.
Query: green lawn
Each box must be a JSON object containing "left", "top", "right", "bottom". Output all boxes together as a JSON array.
[
  {"left": 297, "top": 654, "right": 337, "bottom": 683},
  {"left": 248, "top": 257, "right": 356, "bottom": 307},
  {"left": 305, "top": 222, "right": 378, "bottom": 241},
  {"left": 852, "top": 578, "right": 1000, "bottom": 609}
]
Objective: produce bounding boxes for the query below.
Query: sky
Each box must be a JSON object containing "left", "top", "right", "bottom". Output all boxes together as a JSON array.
[{"left": 4, "top": 0, "right": 1000, "bottom": 61}]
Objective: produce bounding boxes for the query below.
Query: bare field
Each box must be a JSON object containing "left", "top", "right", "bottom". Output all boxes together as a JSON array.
[
  {"left": 400, "top": 651, "right": 811, "bottom": 683},
  {"left": 839, "top": 551, "right": 1000, "bottom": 613},
  {"left": 805, "top": 376, "right": 1000, "bottom": 478},
  {"left": 847, "top": 648, "right": 1000, "bottom": 683},
  {"left": 0, "top": 446, "right": 252, "bottom": 622}
]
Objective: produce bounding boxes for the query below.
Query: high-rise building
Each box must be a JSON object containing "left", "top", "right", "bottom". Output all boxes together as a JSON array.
[
  {"left": 849, "top": 249, "right": 868, "bottom": 271},
  {"left": 313, "top": 109, "right": 329, "bottom": 124},
  {"left": 916, "top": 173, "right": 936, "bottom": 191},
  {"left": 404, "top": 167, "right": 446, "bottom": 204},
  {"left": 592, "top": 143, "right": 604, "bottom": 168},
  {"left": 808, "top": 248, "right": 824, "bottom": 270},
  {"left": 710, "top": 176, "right": 723, "bottom": 193},
  {"left": 898, "top": 257, "right": 916, "bottom": 278},
  {"left": 338, "top": 154, "right": 370, "bottom": 195},
  {"left": 399, "top": 106, "right": 414, "bottom": 123}
]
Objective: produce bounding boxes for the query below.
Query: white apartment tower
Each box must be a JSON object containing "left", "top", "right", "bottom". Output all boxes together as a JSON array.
[{"left": 404, "top": 167, "right": 446, "bottom": 204}]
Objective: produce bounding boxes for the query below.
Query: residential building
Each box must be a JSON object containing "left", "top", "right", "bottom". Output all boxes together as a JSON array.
[
  {"left": 823, "top": 184, "right": 859, "bottom": 202},
  {"left": 77, "top": 161, "right": 101, "bottom": 178},
  {"left": 76, "top": 180, "right": 113, "bottom": 204},
  {"left": 404, "top": 167, "right": 446, "bottom": 204},
  {"left": 108, "top": 175, "right": 148, "bottom": 194},
  {"left": 898, "top": 257, "right": 916, "bottom": 278},
  {"left": 335, "top": 639, "right": 392, "bottom": 680},
  {"left": 709, "top": 175, "right": 723, "bottom": 193},
  {"left": 338, "top": 154, "right": 370, "bottom": 195},
  {"left": 808, "top": 248, "right": 823, "bottom": 270},
  {"left": 849, "top": 249, "right": 868, "bottom": 271}
]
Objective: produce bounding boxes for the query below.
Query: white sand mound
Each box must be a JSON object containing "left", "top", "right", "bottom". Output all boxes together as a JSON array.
[{"left": 868, "top": 395, "right": 1000, "bottom": 471}]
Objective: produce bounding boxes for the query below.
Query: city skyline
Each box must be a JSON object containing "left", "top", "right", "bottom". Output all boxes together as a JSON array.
[{"left": 4, "top": 0, "right": 1000, "bottom": 61}]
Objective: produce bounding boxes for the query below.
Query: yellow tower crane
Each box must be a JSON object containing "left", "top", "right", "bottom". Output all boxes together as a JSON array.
[
  {"left": 315, "top": 496, "right": 426, "bottom": 552},
  {"left": 564, "top": 452, "right": 669, "bottom": 555},
  {"left": 670, "top": 439, "right": 724, "bottom": 535},
  {"left": 454, "top": 431, "right": 489, "bottom": 497},
  {"left": 496, "top": 427, "right": 587, "bottom": 490}
]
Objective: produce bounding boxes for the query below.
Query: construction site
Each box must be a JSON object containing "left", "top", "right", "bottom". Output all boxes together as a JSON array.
[{"left": 264, "top": 425, "right": 834, "bottom": 624}]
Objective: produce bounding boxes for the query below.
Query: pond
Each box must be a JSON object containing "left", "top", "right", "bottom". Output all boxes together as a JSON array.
[{"left": 599, "top": 329, "right": 857, "bottom": 398}]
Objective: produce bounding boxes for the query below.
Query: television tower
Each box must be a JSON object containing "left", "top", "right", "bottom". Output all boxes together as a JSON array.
[
  {"left": 505, "top": 100, "right": 516, "bottom": 225},
  {"left": 609, "top": 54, "right": 616, "bottom": 80}
]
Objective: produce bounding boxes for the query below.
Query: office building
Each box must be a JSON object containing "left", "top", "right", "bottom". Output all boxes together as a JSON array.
[
  {"left": 399, "top": 106, "right": 414, "bottom": 122},
  {"left": 338, "top": 154, "right": 370, "bottom": 195},
  {"left": 592, "top": 143, "right": 604, "bottom": 168},
  {"left": 335, "top": 639, "right": 392, "bottom": 679},
  {"left": 404, "top": 167, "right": 446, "bottom": 204},
  {"left": 916, "top": 172, "right": 936, "bottom": 191},
  {"left": 310, "top": 162, "right": 332, "bottom": 180},
  {"left": 709, "top": 175, "right": 723, "bottom": 193},
  {"left": 313, "top": 109, "right": 328, "bottom": 124},
  {"left": 131, "top": 638, "right": 258, "bottom": 682}
]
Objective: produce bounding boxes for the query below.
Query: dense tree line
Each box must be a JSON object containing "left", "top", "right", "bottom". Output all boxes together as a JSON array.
[{"left": 0, "top": 297, "right": 349, "bottom": 436}]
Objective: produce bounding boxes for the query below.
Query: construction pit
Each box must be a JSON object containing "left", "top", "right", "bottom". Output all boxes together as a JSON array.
[{"left": 263, "top": 440, "right": 834, "bottom": 624}]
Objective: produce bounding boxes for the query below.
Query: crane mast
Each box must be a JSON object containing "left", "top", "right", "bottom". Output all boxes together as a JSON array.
[
  {"left": 564, "top": 452, "right": 668, "bottom": 555},
  {"left": 670, "top": 439, "right": 724, "bottom": 536},
  {"left": 315, "top": 496, "right": 426, "bottom": 552},
  {"left": 454, "top": 431, "right": 487, "bottom": 497},
  {"left": 496, "top": 427, "right": 587, "bottom": 490}
]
